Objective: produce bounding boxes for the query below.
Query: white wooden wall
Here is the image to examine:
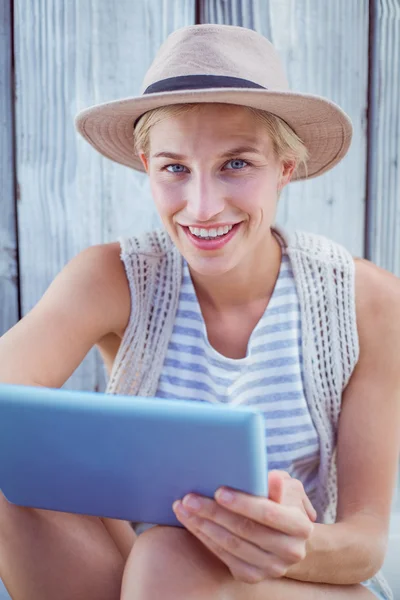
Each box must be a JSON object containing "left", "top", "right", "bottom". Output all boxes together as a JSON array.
[
  {"left": 368, "top": 0, "right": 400, "bottom": 272},
  {"left": 1, "top": 0, "right": 399, "bottom": 392},
  {"left": 0, "top": 0, "right": 18, "bottom": 335}
]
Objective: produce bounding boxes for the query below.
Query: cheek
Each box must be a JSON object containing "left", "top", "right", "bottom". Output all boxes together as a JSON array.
[
  {"left": 150, "top": 179, "right": 184, "bottom": 217},
  {"left": 230, "top": 174, "right": 277, "bottom": 212}
]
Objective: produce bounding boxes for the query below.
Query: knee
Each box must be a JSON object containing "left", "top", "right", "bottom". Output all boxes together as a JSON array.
[
  {"left": 121, "top": 526, "right": 229, "bottom": 600},
  {"left": 0, "top": 493, "right": 124, "bottom": 600},
  {"left": 0, "top": 491, "right": 34, "bottom": 543}
]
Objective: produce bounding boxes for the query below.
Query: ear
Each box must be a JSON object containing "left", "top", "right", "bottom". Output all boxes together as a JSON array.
[
  {"left": 139, "top": 152, "right": 149, "bottom": 173},
  {"left": 278, "top": 160, "right": 296, "bottom": 191}
]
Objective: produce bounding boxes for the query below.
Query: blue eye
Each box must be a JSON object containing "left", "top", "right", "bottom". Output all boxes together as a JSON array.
[
  {"left": 226, "top": 159, "right": 248, "bottom": 170},
  {"left": 165, "top": 164, "right": 188, "bottom": 173}
]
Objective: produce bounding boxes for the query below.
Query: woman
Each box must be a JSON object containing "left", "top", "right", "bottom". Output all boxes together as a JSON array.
[{"left": 0, "top": 24, "right": 399, "bottom": 600}]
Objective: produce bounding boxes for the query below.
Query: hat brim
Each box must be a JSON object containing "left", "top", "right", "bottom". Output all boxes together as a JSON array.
[{"left": 75, "top": 88, "right": 352, "bottom": 181}]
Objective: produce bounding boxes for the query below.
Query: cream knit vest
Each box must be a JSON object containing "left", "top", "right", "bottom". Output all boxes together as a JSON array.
[{"left": 105, "top": 224, "right": 392, "bottom": 598}]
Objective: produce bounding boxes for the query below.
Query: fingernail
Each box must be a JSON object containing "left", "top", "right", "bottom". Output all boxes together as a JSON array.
[
  {"left": 173, "top": 501, "right": 190, "bottom": 518},
  {"left": 216, "top": 488, "right": 234, "bottom": 503},
  {"left": 182, "top": 495, "right": 202, "bottom": 511}
]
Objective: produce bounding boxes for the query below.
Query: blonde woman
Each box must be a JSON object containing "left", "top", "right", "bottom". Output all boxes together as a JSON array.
[{"left": 0, "top": 24, "right": 399, "bottom": 600}]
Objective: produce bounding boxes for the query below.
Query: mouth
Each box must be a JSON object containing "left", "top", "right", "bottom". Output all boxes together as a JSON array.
[{"left": 182, "top": 222, "right": 241, "bottom": 250}]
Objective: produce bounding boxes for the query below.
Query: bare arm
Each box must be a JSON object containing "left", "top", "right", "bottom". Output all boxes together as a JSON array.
[
  {"left": 0, "top": 242, "right": 130, "bottom": 387},
  {"left": 286, "top": 258, "right": 400, "bottom": 584},
  {"left": 0, "top": 241, "right": 136, "bottom": 555}
]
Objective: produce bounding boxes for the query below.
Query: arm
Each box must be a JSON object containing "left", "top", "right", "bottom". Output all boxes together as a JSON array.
[
  {"left": 286, "top": 257, "right": 400, "bottom": 584},
  {"left": 0, "top": 241, "right": 135, "bottom": 557},
  {"left": 284, "top": 515, "right": 386, "bottom": 584},
  {"left": 0, "top": 242, "right": 130, "bottom": 387}
]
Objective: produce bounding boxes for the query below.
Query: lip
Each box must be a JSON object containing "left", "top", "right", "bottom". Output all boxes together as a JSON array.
[
  {"left": 182, "top": 222, "right": 241, "bottom": 251},
  {"left": 184, "top": 223, "right": 239, "bottom": 230}
]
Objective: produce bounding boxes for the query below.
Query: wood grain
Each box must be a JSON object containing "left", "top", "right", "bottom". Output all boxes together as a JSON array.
[
  {"left": 13, "top": 0, "right": 195, "bottom": 390},
  {"left": 200, "top": 0, "right": 369, "bottom": 256},
  {"left": 367, "top": 0, "right": 400, "bottom": 275},
  {"left": 0, "top": 0, "right": 19, "bottom": 336}
]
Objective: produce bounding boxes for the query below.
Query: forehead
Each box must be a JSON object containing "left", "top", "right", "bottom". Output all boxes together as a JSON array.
[{"left": 149, "top": 104, "right": 272, "bottom": 150}]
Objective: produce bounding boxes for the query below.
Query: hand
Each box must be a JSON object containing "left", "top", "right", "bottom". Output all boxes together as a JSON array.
[
  {"left": 268, "top": 470, "right": 318, "bottom": 523},
  {"left": 172, "top": 470, "right": 316, "bottom": 584}
]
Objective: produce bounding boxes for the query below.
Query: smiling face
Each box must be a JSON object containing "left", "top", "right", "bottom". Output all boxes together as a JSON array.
[{"left": 140, "top": 104, "right": 294, "bottom": 278}]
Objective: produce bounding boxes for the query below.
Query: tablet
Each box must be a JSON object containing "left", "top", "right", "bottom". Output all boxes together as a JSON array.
[{"left": 0, "top": 383, "right": 268, "bottom": 527}]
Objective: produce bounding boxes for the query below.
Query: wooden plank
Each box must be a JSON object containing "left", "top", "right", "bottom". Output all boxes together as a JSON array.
[
  {"left": 0, "top": 10, "right": 16, "bottom": 598},
  {"left": 200, "top": 0, "right": 369, "bottom": 257},
  {"left": 201, "top": 0, "right": 272, "bottom": 31},
  {"left": 0, "top": 0, "right": 19, "bottom": 336},
  {"left": 13, "top": 0, "right": 195, "bottom": 390},
  {"left": 367, "top": 0, "right": 400, "bottom": 275}
]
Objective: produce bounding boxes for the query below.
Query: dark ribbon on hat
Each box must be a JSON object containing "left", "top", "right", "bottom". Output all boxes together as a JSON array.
[
  {"left": 134, "top": 74, "right": 266, "bottom": 127},
  {"left": 143, "top": 74, "right": 266, "bottom": 94}
]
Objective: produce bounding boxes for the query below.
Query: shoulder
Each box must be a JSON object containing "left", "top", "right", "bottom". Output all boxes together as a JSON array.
[
  {"left": 354, "top": 257, "right": 400, "bottom": 323},
  {"left": 78, "top": 230, "right": 179, "bottom": 335},
  {"left": 70, "top": 241, "right": 130, "bottom": 337},
  {"left": 353, "top": 257, "right": 400, "bottom": 360},
  {"left": 75, "top": 241, "right": 126, "bottom": 289}
]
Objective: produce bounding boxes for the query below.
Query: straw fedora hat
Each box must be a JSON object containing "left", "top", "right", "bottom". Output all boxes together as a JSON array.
[{"left": 75, "top": 24, "right": 352, "bottom": 181}]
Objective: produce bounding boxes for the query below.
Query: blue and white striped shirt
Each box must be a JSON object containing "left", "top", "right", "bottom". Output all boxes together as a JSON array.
[{"left": 155, "top": 244, "right": 320, "bottom": 503}]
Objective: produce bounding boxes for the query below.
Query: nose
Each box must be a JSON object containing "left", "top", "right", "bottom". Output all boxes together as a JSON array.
[{"left": 186, "top": 173, "right": 225, "bottom": 222}]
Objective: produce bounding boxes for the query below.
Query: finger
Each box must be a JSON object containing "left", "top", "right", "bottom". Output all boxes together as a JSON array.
[
  {"left": 279, "top": 477, "right": 317, "bottom": 523},
  {"left": 270, "top": 470, "right": 291, "bottom": 479},
  {"left": 175, "top": 505, "right": 272, "bottom": 569},
  {"left": 176, "top": 509, "right": 287, "bottom": 583},
  {"left": 189, "top": 527, "right": 267, "bottom": 584},
  {"left": 302, "top": 495, "right": 318, "bottom": 522},
  {"left": 267, "top": 471, "right": 287, "bottom": 503},
  {"left": 174, "top": 496, "right": 308, "bottom": 563},
  {"left": 268, "top": 470, "right": 291, "bottom": 482},
  {"left": 214, "top": 488, "right": 313, "bottom": 538},
  {"left": 278, "top": 477, "right": 317, "bottom": 523}
]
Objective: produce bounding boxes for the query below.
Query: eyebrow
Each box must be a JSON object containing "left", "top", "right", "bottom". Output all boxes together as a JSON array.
[{"left": 151, "top": 145, "right": 263, "bottom": 160}]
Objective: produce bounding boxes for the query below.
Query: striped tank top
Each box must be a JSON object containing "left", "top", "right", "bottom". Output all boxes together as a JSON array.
[{"left": 155, "top": 236, "right": 320, "bottom": 503}]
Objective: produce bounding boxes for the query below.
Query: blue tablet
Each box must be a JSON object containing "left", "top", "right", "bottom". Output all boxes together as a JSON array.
[{"left": 0, "top": 384, "right": 268, "bottom": 526}]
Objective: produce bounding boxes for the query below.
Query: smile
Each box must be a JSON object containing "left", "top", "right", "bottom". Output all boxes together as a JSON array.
[
  {"left": 188, "top": 225, "right": 233, "bottom": 239},
  {"left": 183, "top": 223, "right": 241, "bottom": 250}
]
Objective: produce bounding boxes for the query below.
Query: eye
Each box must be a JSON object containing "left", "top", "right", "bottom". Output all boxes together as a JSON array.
[
  {"left": 165, "top": 164, "right": 188, "bottom": 173},
  {"left": 225, "top": 159, "right": 249, "bottom": 170}
]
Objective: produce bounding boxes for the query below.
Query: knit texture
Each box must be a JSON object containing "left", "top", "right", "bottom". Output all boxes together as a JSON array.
[
  {"left": 105, "top": 224, "right": 392, "bottom": 599},
  {"left": 105, "top": 229, "right": 182, "bottom": 396}
]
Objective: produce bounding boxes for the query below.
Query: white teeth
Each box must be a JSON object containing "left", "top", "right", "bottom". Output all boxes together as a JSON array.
[{"left": 188, "top": 225, "right": 234, "bottom": 239}]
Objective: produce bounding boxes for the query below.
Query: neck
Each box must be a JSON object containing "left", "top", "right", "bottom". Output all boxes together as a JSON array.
[{"left": 188, "top": 228, "right": 282, "bottom": 312}]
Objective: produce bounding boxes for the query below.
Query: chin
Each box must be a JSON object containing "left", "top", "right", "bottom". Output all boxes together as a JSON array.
[{"left": 185, "top": 254, "right": 237, "bottom": 278}]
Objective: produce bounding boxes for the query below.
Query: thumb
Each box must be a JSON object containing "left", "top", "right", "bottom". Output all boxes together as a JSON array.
[{"left": 267, "top": 470, "right": 286, "bottom": 503}]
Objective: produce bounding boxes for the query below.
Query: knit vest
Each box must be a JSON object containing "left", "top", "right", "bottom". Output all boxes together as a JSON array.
[{"left": 105, "top": 223, "right": 392, "bottom": 598}]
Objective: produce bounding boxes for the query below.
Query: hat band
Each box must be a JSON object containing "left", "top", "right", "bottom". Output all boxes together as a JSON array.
[
  {"left": 133, "top": 74, "right": 267, "bottom": 128},
  {"left": 143, "top": 74, "right": 266, "bottom": 94}
]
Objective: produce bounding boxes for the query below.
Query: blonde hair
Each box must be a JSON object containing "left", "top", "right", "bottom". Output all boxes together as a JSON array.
[{"left": 134, "top": 103, "right": 309, "bottom": 180}]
